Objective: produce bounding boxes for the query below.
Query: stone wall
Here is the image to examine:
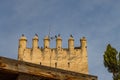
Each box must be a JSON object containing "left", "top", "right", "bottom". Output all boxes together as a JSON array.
[{"left": 18, "top": 34, "right": 88, "bottom": 74}]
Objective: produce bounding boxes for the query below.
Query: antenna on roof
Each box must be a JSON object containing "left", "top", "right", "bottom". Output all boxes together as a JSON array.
[
  {"left": 48, "top": 25, "right": 51, "bottom": 38},
  {"left": 48, "top": 25, "right": 58, "bottom": 40}
]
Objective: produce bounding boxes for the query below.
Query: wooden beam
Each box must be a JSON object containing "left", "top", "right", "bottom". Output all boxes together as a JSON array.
[{"left": 0, "top": 56, "right": 97, "bottom": 80}]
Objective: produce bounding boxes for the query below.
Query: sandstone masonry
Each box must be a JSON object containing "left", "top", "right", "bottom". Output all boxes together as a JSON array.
[{"left": 18, "top": 34, "right": 88, "bottom": 74}]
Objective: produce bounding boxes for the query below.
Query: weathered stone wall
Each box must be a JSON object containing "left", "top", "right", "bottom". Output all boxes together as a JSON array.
[{"left": 18, "top": 35, "right": 88, "bottom": 74}]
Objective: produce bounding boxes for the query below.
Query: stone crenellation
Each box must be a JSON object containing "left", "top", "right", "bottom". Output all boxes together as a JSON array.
[{"left": 18, "top": 34, "right": 88, "bottom": 74}]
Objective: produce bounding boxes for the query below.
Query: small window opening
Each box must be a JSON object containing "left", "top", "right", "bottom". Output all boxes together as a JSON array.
[
  {"left": 55, "top": 62, "right": 57, "bottom": 68},
  {"left": 40, "top": 62, "right": 41, "bottom": 65},
  {"left": 68, "top": 62, "right": 70, "bottom": 68}
]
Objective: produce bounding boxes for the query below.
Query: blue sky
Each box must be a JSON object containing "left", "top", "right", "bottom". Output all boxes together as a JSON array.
[{"left": 0, "top": 0, "right": 120, "bottom": 80}]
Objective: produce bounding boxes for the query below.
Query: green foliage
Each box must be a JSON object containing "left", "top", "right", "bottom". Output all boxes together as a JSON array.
[{"left": 103, "top": 44, "right": 120, "bottom": 80}]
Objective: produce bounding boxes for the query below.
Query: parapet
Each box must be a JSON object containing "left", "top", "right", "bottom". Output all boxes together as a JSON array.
[{"left": 18, "top": 34, "right": 87, "bottom": 49}]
